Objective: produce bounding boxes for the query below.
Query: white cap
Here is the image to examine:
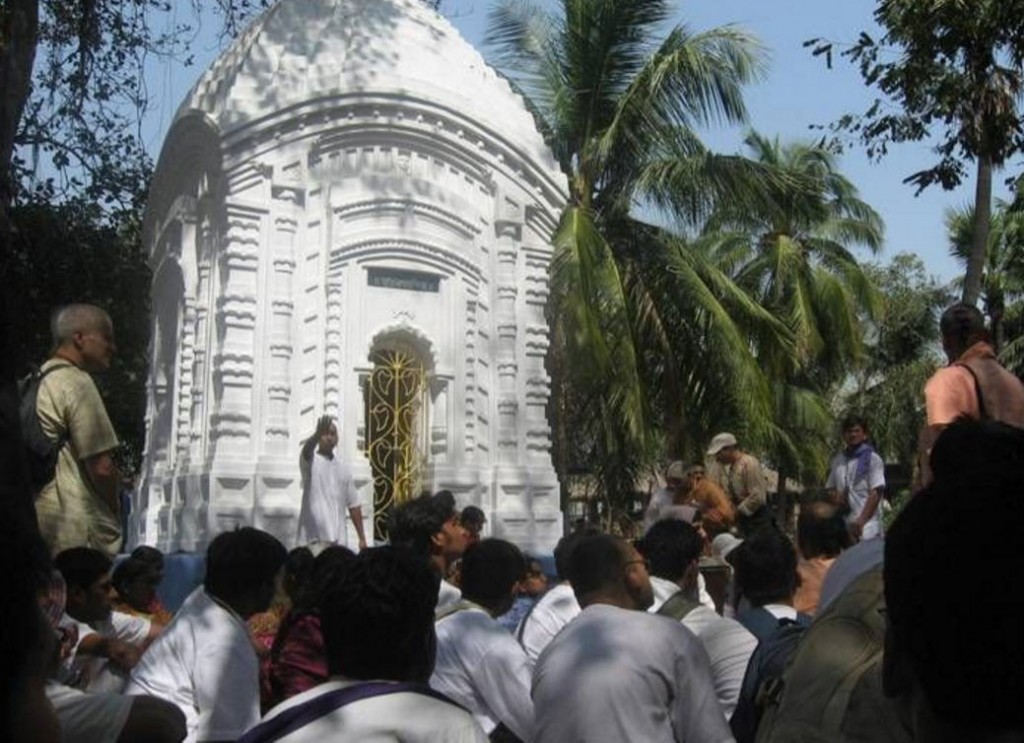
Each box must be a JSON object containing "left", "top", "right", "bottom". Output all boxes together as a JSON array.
[
  {"left": 666, "top": 460, "right": 686, "bottom": 481},
  {"left": 706, "top": 432, "right": 738, "bottom": 456},
  {"left": 711, "top": 533, "right": 743, "bottom": 561}
]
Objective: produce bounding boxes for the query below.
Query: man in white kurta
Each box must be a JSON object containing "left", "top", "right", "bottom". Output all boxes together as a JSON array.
[
  {"left": 642, "top": 519, "right": 757, "bottom": 720},
  {"left": 431, "top": 540, "right": 534, "bottom": 740},
  {"left": 127, "top": 586, "right": 260, "bottom": 742},
  {"left": 240, "top": 546, "right": 487, "bottom": 743},
  {"left": 649, "top": 575, "right": 756, "bottom": 720},
  {"left": 532, "top": 534, "right": 732, "bottom": 743},
  {"left": 126, "top": 528, "right": 286, "bottom": 743},
  {"left": 247, "top": 681, "right": 487, "bottom": 742},
  {"left": 517, "top": 580, "right": 580, "bottom": 661},
  {"left": 297, "top": 417, "right": 366, "bottom": 549},
  {"left": 297, "top": 452, "right": 361, "bottom": 543},
  {"left": 433, "top": 606, "right": 533, "bottom": 738}
]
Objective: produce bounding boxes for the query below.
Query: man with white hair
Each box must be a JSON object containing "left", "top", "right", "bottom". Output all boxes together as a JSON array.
[
  {"left": 643, "top": 460, "right": 688, "bottom": 532},
  {"left": 35, "top": 304, "right": 122, "bottom": 556}
]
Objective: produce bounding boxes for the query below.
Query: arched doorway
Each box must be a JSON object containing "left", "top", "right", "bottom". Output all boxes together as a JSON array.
[{"left": 364, "top": 346, "right": 429, "bottom": 541}]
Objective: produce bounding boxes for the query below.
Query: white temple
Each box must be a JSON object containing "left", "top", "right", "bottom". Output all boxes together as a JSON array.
[{"left": 133, "top": 0, "right": 567, "bottom": 552}]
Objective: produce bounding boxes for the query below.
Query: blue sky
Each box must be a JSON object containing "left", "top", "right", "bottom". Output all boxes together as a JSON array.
[{"left": 141, "top": 0, "right": 1006, "bottom": 285}]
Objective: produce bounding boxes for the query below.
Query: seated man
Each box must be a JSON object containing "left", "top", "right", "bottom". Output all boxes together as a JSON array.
[
  {"left": 793, "top": 500, "right": 851, "bottom": 616},
  {"left": 639, "top": 520, "right": 757, "bottom": 720},
  {"left": 533, "top": 533, "right": 731, "bottom": 743},
  {"left": 47, "top": 680, "right": 187, "bottom": 743},
  {"left": 730, "top": 529, "right": 809, "bottom": 642},
  {"left": 516, "top": 528, "right": 594, "bottom": 661},
  {"left": 729, "top": 528, "right": 811, "bottom": 743},
  {"left": 127, "top": 527, "right": 287, "bottom": 742},
  {"left": 36, "top": 547, "right": 185, "bottom": 743},
  {"left": 431, "top": 539, "right": 534, "bottom": 741},
  {"left": 496, "top": 554, "right": 548, "bottom": 633},
  {"left": 885, "top": 419, "right": 1024, "bottom": 741},
  {"left": 54, "top": 546, "right": 159, "bottom": 692},
  {"left": 112, "top": 546, "right": 173, "bottom": 625},
  {"left": 684, "top": 463, "right": 735, "bottom": 536},
  {"left": 389, "top": 490, "right": 468, "bottom": 609},
  {"left": 240, "top": 546, "right": 487, "bottom": 742},
  {"left": 460, "top": 505, "right": 487, "bottom": 546}
]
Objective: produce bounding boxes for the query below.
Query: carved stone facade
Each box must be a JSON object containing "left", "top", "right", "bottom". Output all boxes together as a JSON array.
[{"left": 134, "top": 0, "right": 567, "bottom": 552}]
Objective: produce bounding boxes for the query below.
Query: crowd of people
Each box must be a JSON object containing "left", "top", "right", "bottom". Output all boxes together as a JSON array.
[{"left": 3, "top": 301, "right": 1024, "bottom": 742}]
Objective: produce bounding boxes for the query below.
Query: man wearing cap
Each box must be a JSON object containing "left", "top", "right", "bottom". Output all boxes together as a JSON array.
[
  {"left": 642, "top": 460, "right": 687, "bottom": 533},
  {"left": 706, "top": 433, "right": 769, "bottom": 536}
]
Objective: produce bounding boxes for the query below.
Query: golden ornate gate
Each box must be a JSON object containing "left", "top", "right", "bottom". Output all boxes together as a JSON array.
[{"left": 365, "top": 348, "right": 428, "bottom": 541}]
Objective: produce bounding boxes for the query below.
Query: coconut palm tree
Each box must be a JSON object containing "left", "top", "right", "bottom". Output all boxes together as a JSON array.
[
  {"left": 487, "top": 0, "right": 798, "bottom": 499},
  {"left": 702, "top": 132, "right": 884, "bottom": 481}
]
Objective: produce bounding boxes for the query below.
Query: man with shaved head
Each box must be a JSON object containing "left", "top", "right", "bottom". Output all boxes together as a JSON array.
[{"left": 35, "top": 304, "right": 122, "bottom": 556}]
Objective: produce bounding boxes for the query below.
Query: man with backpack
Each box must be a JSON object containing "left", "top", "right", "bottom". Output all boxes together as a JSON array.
[
  {"left": 34, "top": 304, "right": 122, "bottom": 557},
  {"left": 916, "top": 303, "right": 1024, "bottom": 487},
  {"left": 728, "top": 528, "right": 810, "bottom": 743}
]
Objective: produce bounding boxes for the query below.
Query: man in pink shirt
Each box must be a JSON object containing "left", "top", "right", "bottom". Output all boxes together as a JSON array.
[{"left": 917, "top": 304, "right": 1024, "bottom": 487}]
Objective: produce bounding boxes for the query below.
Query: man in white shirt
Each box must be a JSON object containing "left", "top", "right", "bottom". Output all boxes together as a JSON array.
[
  {"left": 533, "top": 533, "right": 733, "bottom": 743},
  {"left": 640, "top": 520, "right": 757, "bottom": 720},
  {"left": 826, "top": 415, "right": 886, "bottom": 541},
  {"left": 388, "top": 490, "right": 469, "bottom": 610},
  {"left": 127, "top": 527, "right": 287, "bottom": 743},
  {"left": 431, "top": 539, "right": 534, "bottom": 740},
  {"left": 239, "top": 546, "right": 487, "bottom": 743},
  {"left": 54, "top": 547, "right": 158, "bottom": 692},
  {"left": 297, "top": 415, "right": 367, "bottom": 550},
  {"left": 516, "top": 528, "right": 595, "bottom": 661}
]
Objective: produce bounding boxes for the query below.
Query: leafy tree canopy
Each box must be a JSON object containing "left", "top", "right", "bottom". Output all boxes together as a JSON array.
[
  {"left": 806, "top": 0, "right": 1024, "bottom": 304},
  {"left": 809, "top": 0, "right": 1024, "bottom": 193}
]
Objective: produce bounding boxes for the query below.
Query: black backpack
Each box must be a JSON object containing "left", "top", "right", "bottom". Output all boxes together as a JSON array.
[
  {"left": 731, "top": 612, "right": 810, "bottom": 743},
  {"left": 17, "top": 363, "right": 71, "bottom": 493}
]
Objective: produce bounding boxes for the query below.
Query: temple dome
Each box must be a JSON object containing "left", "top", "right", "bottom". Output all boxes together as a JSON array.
[{"left": 175, "top": 0, "right": 559, "bottom": 174}]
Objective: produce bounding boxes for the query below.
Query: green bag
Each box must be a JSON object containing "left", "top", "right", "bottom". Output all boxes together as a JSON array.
[{"left": 754, "top": 567, "right": 911, "bottom": 743}]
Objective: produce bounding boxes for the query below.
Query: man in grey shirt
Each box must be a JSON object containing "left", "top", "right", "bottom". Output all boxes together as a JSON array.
[{"left": 532, "top": 533, "right": 732, "bottom": 743}]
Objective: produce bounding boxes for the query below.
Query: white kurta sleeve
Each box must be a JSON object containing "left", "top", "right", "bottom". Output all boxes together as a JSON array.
[{"left": 472, "top": 636, "right": 535, "bottom": 742}]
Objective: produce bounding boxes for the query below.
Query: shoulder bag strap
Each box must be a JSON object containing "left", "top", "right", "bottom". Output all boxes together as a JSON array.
[
  {"left": 237, "top": 681, "right": 463, "bottom": 743},
  {"left": 954, "top": 361, "right": 989, "bottom": 420},
  {"left": 435, "top": 598, "right": 486, "bottom": 622},
  {"left": 656, "top": 591, "right": 701, "bottom": 622}
]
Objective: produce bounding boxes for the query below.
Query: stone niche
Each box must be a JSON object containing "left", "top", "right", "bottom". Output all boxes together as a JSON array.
[{"left": 134, "top": 0, "right": 567, "bottom": 553}]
